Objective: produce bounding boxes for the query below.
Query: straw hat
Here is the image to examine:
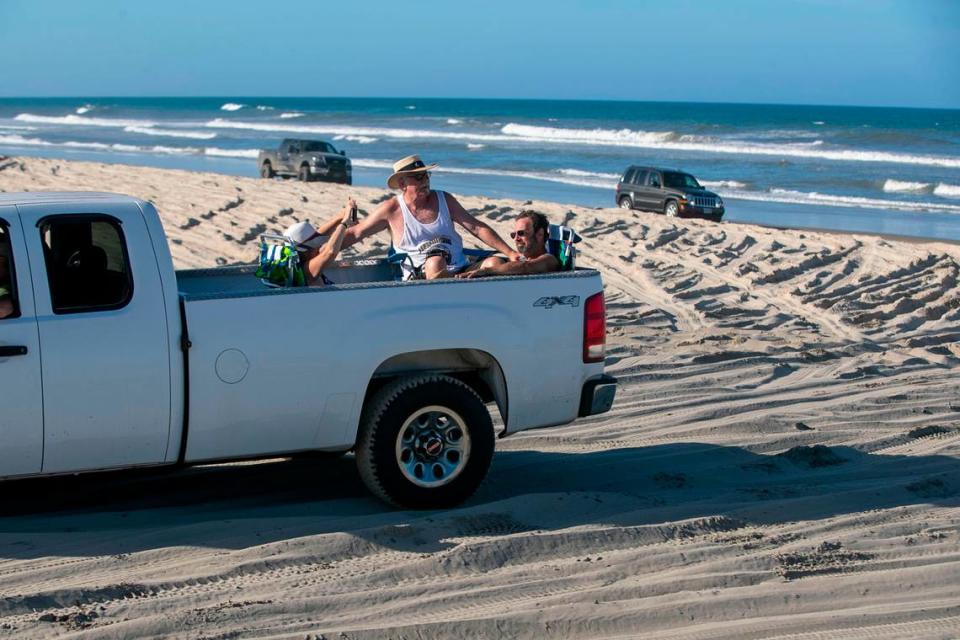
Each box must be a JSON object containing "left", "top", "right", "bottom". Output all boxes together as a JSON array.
[{"left": 387, "top": 154, "right": 438, "bottom": 189}]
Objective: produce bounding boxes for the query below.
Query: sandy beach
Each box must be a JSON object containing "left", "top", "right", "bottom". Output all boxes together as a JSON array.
[{"left": 1, "top": 155, "right": 959, "bottom": 639}]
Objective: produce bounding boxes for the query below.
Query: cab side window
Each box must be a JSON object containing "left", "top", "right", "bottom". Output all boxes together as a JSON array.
[
  {"left": 40, "top": 216, "right": 133, "bottom": 314},
  {"left": 634, "top": 170, "right": 649, "bottom": 186},
  {"left": 647, "top": 172, "right": 662, "bottom": 188},
  {"left": 0, "top": 222, "right": 18, "bottom": 320}
]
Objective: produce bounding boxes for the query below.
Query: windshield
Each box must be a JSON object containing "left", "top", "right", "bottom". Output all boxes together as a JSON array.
[
  {"left": 663, "top": 172, "right": 702, "bottom": 190},
  {"left": 301, "top": 141, "right": 336, "bottom": 153}
]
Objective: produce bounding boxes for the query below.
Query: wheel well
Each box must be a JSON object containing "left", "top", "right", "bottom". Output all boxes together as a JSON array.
[{"left": 363, "top": 349, "right": 508, "bottom": 428}]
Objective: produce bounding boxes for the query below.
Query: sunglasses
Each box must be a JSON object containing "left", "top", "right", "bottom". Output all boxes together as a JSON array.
[
  {"left": 509, "top": 230, "right": 528, "bottom": 239},
  {"left": 406, "top": 172, "right": 431, "bottom": 184}
]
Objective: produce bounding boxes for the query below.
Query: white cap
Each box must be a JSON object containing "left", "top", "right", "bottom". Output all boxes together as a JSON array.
[{"left": 284, "top": 220, "right": 327, "bottom": 249}]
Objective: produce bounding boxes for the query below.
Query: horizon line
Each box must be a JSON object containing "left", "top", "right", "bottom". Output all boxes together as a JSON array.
[{"left": 0, "top": 95, "right": 957, "bottom": 112}]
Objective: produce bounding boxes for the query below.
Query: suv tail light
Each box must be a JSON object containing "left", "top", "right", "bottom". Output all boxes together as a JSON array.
[
  {"left": 583, "top": 292, "right": 606, "bottom": 363},
  {"left": 615, "top": 183, "right": 621, "bottom": 194}
]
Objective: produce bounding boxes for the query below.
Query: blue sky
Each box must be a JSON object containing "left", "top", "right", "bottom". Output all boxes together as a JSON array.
[{"left": 1, "top": 0, "right": 958, "bottom": 108}]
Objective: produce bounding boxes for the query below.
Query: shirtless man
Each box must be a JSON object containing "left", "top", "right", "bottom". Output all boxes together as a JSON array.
[
  {"left": 341, "top": 155, "right": 520, "bottom": 279},
  {"left": 458, "top": 211, "right": 559, "bottom": 278}
]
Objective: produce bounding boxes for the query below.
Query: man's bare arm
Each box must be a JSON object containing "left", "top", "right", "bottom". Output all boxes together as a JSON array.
[
  {"left": 446, "top": 194, "right": 521, "bottom": 260},
  {"left": 340, "top": 200, "right": 392, "bottom": 249},
  {"left": 459, "top": 254, "right": 559, "bottom": 279}
]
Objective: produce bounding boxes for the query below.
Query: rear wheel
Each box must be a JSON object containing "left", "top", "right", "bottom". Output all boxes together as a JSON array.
[
  {"left": 356, "top": 375, "right": 495, "bottom": 509},
  {"left": 664, "top": 200, "right": 679, "bottom": 218},
  {"left": 299, "top": 165, "right": 311, "bottom": 182},
  {"left": 260, "top": 162, "right": 274, "bottom": 179},
  {"left": 618, "top": 197, "right": 632, "bottom": 210}
]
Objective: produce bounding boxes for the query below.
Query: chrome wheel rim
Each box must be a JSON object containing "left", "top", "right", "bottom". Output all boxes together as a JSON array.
[
  {"left": 395, "top": 406, "right": 471, "bottom": 488},
  {"left": 619, "top": 199, "right": 631, "bottom": 209},
  {"left": 666, "top": 202, "right": 678, "bottom": 217}
]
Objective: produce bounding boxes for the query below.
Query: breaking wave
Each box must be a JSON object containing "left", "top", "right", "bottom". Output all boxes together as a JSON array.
[
  {"left": 934, "top": 183, "right": 960, "bottom": 199},
  {"left": 220, "top": 103, "right": 245, "bottom": 111},
  {"left": 15, "top": 113, "right": 158, "bottom": 128},
  {"left": 123, "top": 126, "right": 217, "bottom": 140},
  {"left": 499, "top": 123, "right": 960, "bottom": 169}
]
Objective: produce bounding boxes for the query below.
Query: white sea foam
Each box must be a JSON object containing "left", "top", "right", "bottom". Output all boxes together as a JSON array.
[
  {"left": 123, "top": 126, "right": 217, "bottom": 140},
  {"left": 447, "top": 119, "right": 462, "bottom": 125},
  {"left": 203, "top": 118, "right": 513, "bottom": 143},
  {"left": 558, "top": 168, "right": 621, "bottom": 180},
  {"left": 405, "top": 105, "right": 416, "bottom": 110},
  {"left": 934, "top": 183, "right": 960, "bottom": 199},
  {"left": 504, "top": 123, "right": 681, "bottom": 145},
  {"left": 813, "top": 121, "right": 825, "bottom": 125},
  {"left": 220, "top": 103, "right": 245, "bottom": 111},
  {"left": 351, "top": 159, "right": 394, "bottom": 170},
  {"left": 0, "top": 125, "right": 37, "bottom": 131},
  {"left": 0, "top": 133, "right": 201, "bottom": 156},
  {"left": 208, "top": 116, "right": 957, "bottom": 171},
  {"left": 333, "top": 134, "right": 377, "bottom": 144},
  {"left": 500, "top": 123, "right": 960, "bottom": 169},
  {"left": 256, "top": 105, "right": 274, "bottom": 111},
  {"left": 466, "top": 144, "right": 485, "bottom": 150},
  {"left": 75, "top": 104, "right": 94, "bottom": 115},
  {"left": 883, "top": 179, "right": 930, "bottom": 193},
  {"left": 15, "top": 113, "right": 158, "bottom": 128},
  {"left": 204, "top": 147, "right": 259, "bottom": 158},
  {"left": 279, "top": 112, "right": 304, "bottom": 119},
  {"left": 0, "top": 134, "right": 53, "bottom": 147},
  {"left": 728, "top": 187, "right": 960, "bottom": 215},
  {"left": 701, "top": 180, "right": 748, "bottom": 189}
]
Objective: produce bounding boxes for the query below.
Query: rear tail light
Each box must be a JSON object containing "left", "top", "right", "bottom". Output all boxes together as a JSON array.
[
  {"left": 615, "top": 183, "right": 621, "bottom": 194},
  {"left": 583, "top": 291, "right": 606, "bottom": 363}
]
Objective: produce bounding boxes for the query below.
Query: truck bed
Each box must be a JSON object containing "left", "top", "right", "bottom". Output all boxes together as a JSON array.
[{"left": 175, "top": 259, "right": 597, "bottom": 300}]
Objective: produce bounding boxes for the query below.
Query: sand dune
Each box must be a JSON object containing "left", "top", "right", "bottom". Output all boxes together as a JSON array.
[{"left": 1, "top": 156, "right": 958, "bottom": 639}]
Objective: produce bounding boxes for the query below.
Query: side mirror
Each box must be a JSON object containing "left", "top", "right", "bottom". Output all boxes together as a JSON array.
[{"left": 340, "top": 150, "right": 346, "bottom": 156}]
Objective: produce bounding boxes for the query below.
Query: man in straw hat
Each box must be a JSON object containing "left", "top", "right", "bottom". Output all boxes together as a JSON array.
[{"left": 342, "top": 155, "right": 520, "bottom": 279}]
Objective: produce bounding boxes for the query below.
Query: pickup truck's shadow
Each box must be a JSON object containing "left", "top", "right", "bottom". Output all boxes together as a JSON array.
[{"left": 0, "top": 443, "right": 957, "bottom": 560}]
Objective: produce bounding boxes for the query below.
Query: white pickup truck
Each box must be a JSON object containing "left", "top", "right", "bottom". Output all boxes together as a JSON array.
[{"left": 0, "top": 192, "right": 616, "bottom": 508}]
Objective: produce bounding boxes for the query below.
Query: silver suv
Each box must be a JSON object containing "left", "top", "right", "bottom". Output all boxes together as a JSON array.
[{"left": 615, "top": 166, "right": 724, "bottom": 221}]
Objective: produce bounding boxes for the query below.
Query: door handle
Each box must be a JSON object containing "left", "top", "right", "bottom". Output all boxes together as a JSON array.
[{"left": 0, "top": 345, "right": 28, "bottom": 357}]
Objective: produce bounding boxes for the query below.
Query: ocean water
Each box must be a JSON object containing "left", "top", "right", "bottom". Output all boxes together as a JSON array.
[{"left": 2, "top": 97, "right": 959, "bottom": 240}]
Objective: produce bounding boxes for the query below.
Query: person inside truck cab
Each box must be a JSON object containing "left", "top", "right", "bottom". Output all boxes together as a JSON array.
[
  {"left": 283, "top": 197, "right": 356, "bottom": 286},
  {"left": 0, "top": 244, "right": 13, "bottom": 319},
  {"left": 457, "top": 211, "right": 559, "bottom": 279},
  {"left": 340, "top": 155, "right": 521, "bottom": 279}
]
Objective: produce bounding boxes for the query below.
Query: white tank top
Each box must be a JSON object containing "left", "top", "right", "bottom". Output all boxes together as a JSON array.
[{"left": 396, "top": 190, "right": 466, "bottom": 278}]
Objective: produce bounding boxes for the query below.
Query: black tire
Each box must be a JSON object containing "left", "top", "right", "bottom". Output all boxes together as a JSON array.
[
  {"left": 299, "top": 165, "right": 311, "bottom": 182},
  {"left": 260, "top": 162, "right": 274, "bottom": 179},
  {"left": 356, "top": 374, "right": 495, "bottom": 509},
  {"left": 664, "top": 199, "right": 679, "bottom": 218},
  {"left": 618, "top": 196, "right": 633, "bottom": 210}
]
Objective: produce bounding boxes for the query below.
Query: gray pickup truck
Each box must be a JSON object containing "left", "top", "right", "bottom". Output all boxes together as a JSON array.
[{"left": 258, "top": 138, "right": 352, "bottom": 184}]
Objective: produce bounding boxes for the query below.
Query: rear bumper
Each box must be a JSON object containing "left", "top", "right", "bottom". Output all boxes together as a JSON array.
[{"left": 578, "top": 374, "right": 617, "bottom": 417}]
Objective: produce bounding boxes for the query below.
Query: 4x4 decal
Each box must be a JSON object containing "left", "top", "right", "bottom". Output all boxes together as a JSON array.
[{"left": 534, "top": 295, "right": 580, "bottom": 309}]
